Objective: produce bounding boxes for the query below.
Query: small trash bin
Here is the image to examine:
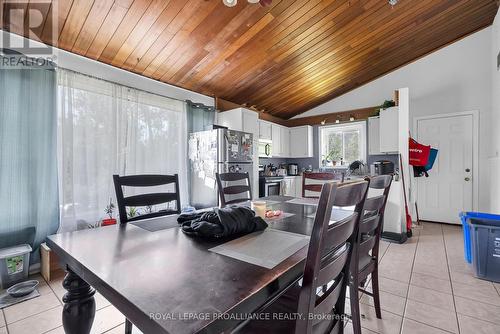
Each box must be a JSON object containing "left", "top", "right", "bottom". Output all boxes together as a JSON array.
[
  {"left": 460, "top": 212, "right": 500, "bottom": 263},
  {"left": 0, "top": 244, "right": 32, "bottom": 289},
  {"left": 468, "top": 214, "right": 500, "bottom": 283}
]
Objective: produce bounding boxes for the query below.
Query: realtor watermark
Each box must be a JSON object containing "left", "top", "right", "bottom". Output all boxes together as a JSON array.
[
  {"left": 149, "top": 312, "right": 348, "bottom": 322},
  {"left": 0, "top": 0, "right": 57, "bottom": 69}
]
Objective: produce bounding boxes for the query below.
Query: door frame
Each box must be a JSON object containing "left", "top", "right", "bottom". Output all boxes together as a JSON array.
[{"left": 413, "top": 110, "right": 479, "bottom": 213}]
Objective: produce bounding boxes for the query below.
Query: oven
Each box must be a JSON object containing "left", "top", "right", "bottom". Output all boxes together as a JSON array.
[{"left": 259, "top": 177, "right": 283, "bottom": 197}]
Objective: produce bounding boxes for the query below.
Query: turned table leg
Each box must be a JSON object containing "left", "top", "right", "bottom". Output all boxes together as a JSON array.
[{"left": 62, "top": 267, "right": 96, "bottom": 334}]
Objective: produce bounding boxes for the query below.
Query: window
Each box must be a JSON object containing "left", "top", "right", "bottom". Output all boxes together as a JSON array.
[
  {"left": 57, "top": 69, "right": 188, "bottom": 232},
  {"left": 319, "top": 122, "right": 366, "bottom": 168}
]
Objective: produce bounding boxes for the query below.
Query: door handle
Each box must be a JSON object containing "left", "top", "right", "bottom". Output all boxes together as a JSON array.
[
  {"left": 464, "top": 177, "right": 471, "bottom": 181},
  {"left": 465, "top": 168, "right": 471, "bottom": 172}
]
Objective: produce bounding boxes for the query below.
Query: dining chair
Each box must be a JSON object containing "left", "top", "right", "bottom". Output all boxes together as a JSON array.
[
  {"left": 215, "top": 172, "right": 252, "bottom": 207},
  {"left": 237, "top": 180, "right": 369, "bottom": 334},
  {"left": 349, "top": 175, "right": 393, "bottom": 334},
  {"left": 113, "top": 174, "right": 181, "bottom": 334},
  {"left": 113, "top": 174, "right": 181, "bottom": 224},
  {"left": 302, "top": 172, "right": 344, "bottom": 198}
]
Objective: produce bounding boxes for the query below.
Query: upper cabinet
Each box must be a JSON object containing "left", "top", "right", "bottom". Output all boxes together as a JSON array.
[
  {"left": 368, "top": 116, "right": 382, "bottom": 155},
  {"left": 217, "top": 107, "right": 259, "bottom": 136},
  {"left": 281, "top": 127, "right": 290, "bottom": 157},
  {"left": 271, "top": 124, "right": 281, "bottom": 156},
  {"left": 379, "top": 106, "right": 399, "bottom": 153},
  {"left": 257, "top": 120, "right": 312, "bottom": 158},
  {"left": 241, "top": 109, "right": 259, "bottom": 136},
  {"left": 258, "top": 120, "right": 272, "bottom": 141},
  {"left": 290, "top": 126, "right": 313, "bottom": 158}
]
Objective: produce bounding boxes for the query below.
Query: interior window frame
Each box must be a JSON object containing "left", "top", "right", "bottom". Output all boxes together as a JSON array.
[{"left": 318, "top": 121, "right": 367, "bottom": 168}]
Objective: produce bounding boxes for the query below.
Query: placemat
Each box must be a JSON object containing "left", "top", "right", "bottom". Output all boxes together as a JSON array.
[
  {"left": 0, "top": 289, "right": 40, "bottom": 309},
  {"left": 286, "top": 198, "right": 319, "bottom": 206},
  {"left": 131, "top": 217, "right": 179, "bottom": 232},
  {"left": 209, "top": 229, "right": 310, "bottom": 269}
]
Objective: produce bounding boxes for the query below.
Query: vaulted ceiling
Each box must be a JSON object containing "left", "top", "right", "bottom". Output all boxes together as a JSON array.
[{"left": 1, "top": 0, "right": 498, "bottom": 118}]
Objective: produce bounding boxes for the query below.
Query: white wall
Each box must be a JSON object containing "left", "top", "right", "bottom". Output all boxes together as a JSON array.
[
  {"left": 490, "top": 9, "right": 500, "bottom": 213},
  {"left": 0, "top": 30, "right": 214, "bottom": 106},
  {"left": 296, "top": 28, "right": 493, "bottom": 212}
]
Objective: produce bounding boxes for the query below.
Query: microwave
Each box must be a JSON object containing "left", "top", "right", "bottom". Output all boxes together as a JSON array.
[{"left": 258, "top": 141, "right": 272, "bottom": 157}]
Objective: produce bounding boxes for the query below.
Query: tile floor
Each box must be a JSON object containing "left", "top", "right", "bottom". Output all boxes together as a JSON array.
[{"left": 0, "top": 222, "right": 498, "bottom": 334}]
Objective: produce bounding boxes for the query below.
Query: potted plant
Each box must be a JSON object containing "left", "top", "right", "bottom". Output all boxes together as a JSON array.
[
  {"left": 127, "top": 207, "right": 138, "bottom": 219},
  {"left": 88, "top": 221, "right": 102, "bottom": 229},
  {"left": 375, "top": 100, "right": 396, "bottom": 115},
  {"left": 102, "top": 198, "right": 117, "bottom": 226}
]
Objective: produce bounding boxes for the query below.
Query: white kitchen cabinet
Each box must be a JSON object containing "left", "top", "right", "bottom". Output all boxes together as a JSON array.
[
  {"left": 368, "top": 116, "right": 382, "bottom": 155},
  {"left": 258, "top": 120, "right": 272, "bottom": 141},
  {"left": 282, "top": 177, "right": 294, "bottom": 196},
  {"left": 272, "top": 124, "right": 281, "bottom": 156},
  {"left": 289, "top": 126, "right": 313, "bottom": 158},
  {"left": 217, "top": 108, "right": 258, "bottom": 134},
  {"left": 281, "top": 127, "right": 290, "bottom": 157},
  {"left": 293, "top": 176, "right": 302, "bottom": 197},
  {"left": 282, "top": 176, "right": 302, "bottom": 197},
  {"left": 379, "top": 107, "right": 399, "bottom": 153},
  {"left": 242, "top": 109, "right": 259, "bottom": 135}
]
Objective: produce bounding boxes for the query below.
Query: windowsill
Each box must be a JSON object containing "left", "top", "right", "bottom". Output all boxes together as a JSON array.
[{"left": 320, "top": 166, "right": 349, "bottom": 170}]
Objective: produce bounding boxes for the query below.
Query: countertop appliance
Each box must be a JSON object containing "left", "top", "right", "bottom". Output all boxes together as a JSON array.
[
  {"left": 287, "top": 163, "right": 299, "bottom": 176},
  {"left": 189, "top": 129, "right": 253, "bottom": 208},
  {"left": 277, "top": 164, "right": 287, "bottom": 177},
  {"left": 372, "top": 160, "right": 395, "bottom": 175}
]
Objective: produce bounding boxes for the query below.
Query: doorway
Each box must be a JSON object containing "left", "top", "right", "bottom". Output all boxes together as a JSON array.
[{"left": 414, "top": 112, "right": 478, "bottom": 224}]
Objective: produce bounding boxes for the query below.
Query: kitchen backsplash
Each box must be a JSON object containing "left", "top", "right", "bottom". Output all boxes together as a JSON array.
[{"left": 259, "top": 124, "right": 399, "bottom": 172}]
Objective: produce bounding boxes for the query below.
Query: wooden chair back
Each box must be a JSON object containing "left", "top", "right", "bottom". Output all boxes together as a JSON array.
[
  {"left": 113, "top": 174, "right": 181, "bottom": 224},
  {"left": 302, "top": 172, "right": 344, "bottom": 198},
  {"left": 215, "top": 172, "right": 252, "bottom": 207},
  {"left": 295, "top": 180, "right": 369, "bottom": 334},
  {"left": 356, "top": 175, "right": 393, "bottom": 278}
]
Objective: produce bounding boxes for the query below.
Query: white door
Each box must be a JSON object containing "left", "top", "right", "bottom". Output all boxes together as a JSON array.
[{"left": 416, "top": 114, "right": 473, "bottom": 224}]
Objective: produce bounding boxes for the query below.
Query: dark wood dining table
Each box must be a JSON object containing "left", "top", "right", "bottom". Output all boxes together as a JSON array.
[{"left": 46, "top": 196, "right": 353, "bottom": 334}]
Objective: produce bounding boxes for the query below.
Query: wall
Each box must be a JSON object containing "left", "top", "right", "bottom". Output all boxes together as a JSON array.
[
  {"left": 490, "top": 9, "right": 500, "bottom": 213},
  {"left": 0, "top": 30, "right": 214, "bottom": 106},
  {"left": 295, "top": 28, "right": 493, "bottom": 212}
]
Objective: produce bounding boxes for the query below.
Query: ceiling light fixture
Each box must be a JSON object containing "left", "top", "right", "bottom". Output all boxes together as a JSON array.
[
  {"left": 388, "top": 0, "right": 398, "bottom": 6},
  {"left": 349, "top": 115, "right": 355, "bottom": 122},
  {"left": 320, "top": 120, "right": 326, "bottom": 125},
  {"left": 335, "top": 119, "right": 340, "bottom": 124},
  {"left": 223, "top": 0, "right": 237, "bottom": 7},
  {"left": 223, "top": 0, "right": 272, "bottom": 7}
]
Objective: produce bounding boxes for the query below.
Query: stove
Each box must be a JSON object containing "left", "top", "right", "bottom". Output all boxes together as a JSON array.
[{"left": 259, "top": 176, "right": 283, "bottom": 197}]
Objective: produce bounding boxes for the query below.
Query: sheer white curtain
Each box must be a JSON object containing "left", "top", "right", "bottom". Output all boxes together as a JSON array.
[{"left": 57, "top": 69, "right": 188, "bottom": 232}]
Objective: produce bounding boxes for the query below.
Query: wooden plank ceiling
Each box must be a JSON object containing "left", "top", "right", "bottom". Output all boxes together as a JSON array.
[{"left": 1, "top": 0, "right": 497, "bottom": 119}]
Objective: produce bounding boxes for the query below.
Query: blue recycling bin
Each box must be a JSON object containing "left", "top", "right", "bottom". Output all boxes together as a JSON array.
[{"left": 460, "top": 212, "right": 500, "bottom": 282}]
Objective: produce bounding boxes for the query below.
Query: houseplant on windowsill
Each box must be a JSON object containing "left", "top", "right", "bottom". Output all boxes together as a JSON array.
[{"left": 102, "top": 198, "right": 117, "bottom": 226}]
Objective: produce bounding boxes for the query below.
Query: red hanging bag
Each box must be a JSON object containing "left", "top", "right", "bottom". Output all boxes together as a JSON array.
[{"left": 409, "top": 138, "right": 431, "bottom": 166}]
